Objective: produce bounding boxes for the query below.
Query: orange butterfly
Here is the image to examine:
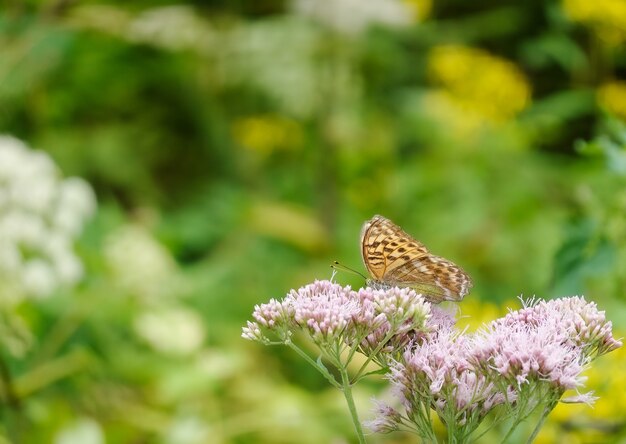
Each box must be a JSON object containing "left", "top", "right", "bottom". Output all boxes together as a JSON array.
[{"left": 360, "top": 215, "right": 472, "bottom": 303}]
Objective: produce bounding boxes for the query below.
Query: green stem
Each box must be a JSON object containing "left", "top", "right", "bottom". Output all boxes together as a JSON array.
[
  {"left": 0, "top": 354, "right": 20, "bottom": 410},
  {"left": 339, "top": 366, "right": 367, "bottom": 444},
  {"left": 352, "top": 329, "right": 397, "bottom": 382},
  {"left": 500, "top": 386, "right": 543, "bottom": 444},
  {"left": 500, "top": 414, "right": 522, "bottom": 444},
  {"left": 526, "top": 404, "right": 554, "bottom": 444},
  {"left": 15, "top": 349, "right": 91, "bottom": 397},
  {"left": 0, "top": 352, "right": 22, "bottom": 443},
  {"left": 31, "top": 310, "right": 84, "bottom": 365},
  {"left": 285, "top": 342, "right": 340, "bottom": 389}
]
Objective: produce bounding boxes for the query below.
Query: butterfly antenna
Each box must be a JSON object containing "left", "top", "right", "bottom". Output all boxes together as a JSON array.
[{"left": 331, "top": 261, "right": 367, "bottom": 280}]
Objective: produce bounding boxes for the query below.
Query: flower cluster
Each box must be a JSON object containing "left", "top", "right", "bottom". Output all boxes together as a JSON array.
[
  {"left": 245, "top": 281, "right": 621, "bottom": 443},
  {"left": 232, "top": 114, "right": 303, "bottom": 156},
  {"left": 369, "top": 296, "right": 621, "bottom": 440},
  {"left": 502, "top": 297, "right": 620, "bottom": 356},
  {"left": 0, "top": 136, "right": 96, "bottom": 301},
  {"left": 104, "top": 224, "right": 181, "bottom": 302},
  {"left": 371, "top": 328, "right": 509, "bottom": 439},
  {"left": 427, "top": 45, "right": 531, "bottom": 123},
  {"left": 356, "top": 287, "right": 438, "bottom": 365},
  {"left": 597, "top": 81, "right": 626, "bottom": 120},
  {"left": 134, "top": 306, "right": 206, "bottom": 356},
  {"left": 291, "top": 0, "right": 415, "bottom": 35},
  {"left": 563, "top": 0, "right": 626, "bottom": 45},
  {"left": 243, "top": 280, "right": 432, "bottom": 354}
]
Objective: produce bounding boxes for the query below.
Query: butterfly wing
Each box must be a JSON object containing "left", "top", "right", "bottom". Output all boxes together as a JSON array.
[
  {"left": 360, "top": 215, "right": 472, "bottom": 302},
  {"left": 384, "top": 254, "right": 472, "bottom": 302},
  {"left": 360, "top": 215, "right": 429, "bottom": 281}
]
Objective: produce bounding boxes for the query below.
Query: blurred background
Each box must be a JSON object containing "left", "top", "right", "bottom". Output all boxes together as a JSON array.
[{"left": 0, "top": 0, "right": 625, "bottom": 443}]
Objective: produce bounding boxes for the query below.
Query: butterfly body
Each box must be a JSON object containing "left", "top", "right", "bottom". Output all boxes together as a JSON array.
[{"left": 360, "top": 215, "right": 472, "bottom": 303}]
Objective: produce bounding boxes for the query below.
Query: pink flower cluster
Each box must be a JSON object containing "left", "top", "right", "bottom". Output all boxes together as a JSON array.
[
  {"left": 492, "top": 296, "right": 622, "bottom": 358},
  {"left": 242, "top": 280, "right": 433, "bottom": 349},
  {"left": 372, "top": 329, "right": 510, "bottom": 435},
  {"left": 370, "top": 296, "right": 622, "bottom": 436},
  {"left": 472, "top": 321, "right": 584, "bottom": 389},
  {"left": 243, "top": 281, "right": 622, "bottom": 441}
]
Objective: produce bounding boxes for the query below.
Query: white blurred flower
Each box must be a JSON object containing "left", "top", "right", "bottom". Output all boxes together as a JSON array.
[
  {"left": 22, "top": 259, "right": 57, "bottom": 298},
  {"left": 219, "top": 18, "right": 326, "bottom": 117},
  {"left": 104, "top": 224, "right": 180, "bottom": 301},
  {"left": 0, "top": 135, "right": 96, "bottom": 301},
  {"left": 291, "top": 0, "right": 414, "bottom": 35},
  {"left": 73, "top": 7, "right": 361, "bottom": 117},
  {"left": 57, "top": 178, "right": 97, "bottom": 223},
  {"left": 53, "top": 252, "right": 84, "bottom": 286},
  {"left": 54, "top": 418, "right": 104, "bottom": 444},
  {"left": 162, "top": 415, "right": 212, "bottom": 444},
  {"left": 134, "top": 307, "right": 206, "bottom": 356},
  {"left": 127, "top": 6, "right": 216, "bottom": 52}
]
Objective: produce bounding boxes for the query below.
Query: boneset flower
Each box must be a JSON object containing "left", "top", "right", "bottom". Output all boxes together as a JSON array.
[
  {"left": 286, "top": 280, "right": 360, "bottom": 344},
  {"left": 491, "top": 296, "right": 622, "bottom": 360},
  {"left": 365, "top": 400, "right": 402, "bottom": 433},
  {"left": 244, "top": 283, "right": 621, "bottom": 443},
  {"left": 370, "top": 295, "right": 621, "bottom": 441},
  {"left": 243, "top": 281, "right": 432, "bottom": 350},
  {"left": 472, "top": 321, "right": 584, "bottom": 390}
]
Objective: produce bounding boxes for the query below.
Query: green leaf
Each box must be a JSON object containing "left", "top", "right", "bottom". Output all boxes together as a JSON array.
[
  {"left": 315, "top": 355, "right": 338, "bottom": 386},
  {"left": 552, "top": 219, "right": 617, "bottom": 296},
  {"left": 359, "top": 367, "right": 389, "bottom": 378}
]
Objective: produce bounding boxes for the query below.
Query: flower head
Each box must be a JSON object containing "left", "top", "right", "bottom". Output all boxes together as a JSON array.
[
  {"left": 0, "top": 136, "right": 96, "bottom": 301},
  {"left": 291, "top": 0, "right": 414, "bottom": 35},
  {"left": 242, "top": 280, "right": 359, "bottom": 344},
  {"left": 472, "top": 321, "right": 585, "bottom": 390},
  {"left": 134, "top": 306, "right": 206, "bottom": 356},
  {"left": 395, "top": 328, "right": 470, "bottom": 397},
  {"left": 427, "top": 45, "right": 531, "bottom": 123},
  {"left": 354, "top": 287, "right": 432, "bottom": 363},
  {"left": 364, "top": 400, "right": 402, "bottom": 433},
  {"left": 368, "top": 286, "right": 430, "bottom": 329},
  {"left": 597, "top": 81, "right": 626, "bottom": 120},
  {"left": 286, "top": 280, "right": 360, "bottom": 343},
  {"left": 242, "top": 281, "right": 433, "bottom": 359},
  {"left": 493, "top": 296, "right": 622, "bottom": 359},
  {"left": 563, "top": 0, "right": 626, "bottom": 45},
  {"left": 104, "top": 224, "right": 180, "bottom": 301},
  {"left": 370, "top": 294, "right": 621, "bottom": 440}
]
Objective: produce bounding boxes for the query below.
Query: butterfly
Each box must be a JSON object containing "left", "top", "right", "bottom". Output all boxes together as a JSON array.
[{"left": 360, "top": 215, "right": 472, "bottom": 303}]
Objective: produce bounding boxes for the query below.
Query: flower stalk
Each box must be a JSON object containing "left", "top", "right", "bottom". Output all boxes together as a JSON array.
[{"left": 340, "top": 366, "right": 366, "bottom": 444}]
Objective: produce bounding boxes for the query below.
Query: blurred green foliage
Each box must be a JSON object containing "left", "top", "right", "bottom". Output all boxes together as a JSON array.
[{"left": 1, "top": 0, "right": 626, "bottom": 443}]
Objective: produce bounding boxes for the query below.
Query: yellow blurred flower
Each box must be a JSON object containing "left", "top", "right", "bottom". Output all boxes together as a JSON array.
[
  {"left": 428, "top": 45, "right": 531, "bottom": 123},
  {"left": 248, "top": 201, "right": 329, "bottom": 252},
  {"left": 232, "top": 114, "right": 303, "bottom": 156},
  {"left": 563, "top": 0, "right": 626, "bottom": 45},
  {"left": 456, "top": 298, "right": 517, "bottom": 331},
  {"left": 585, "top": 334, "right": 626, "bottom": 419},
  {"left": 421, "top": 90, "right": 488, "bottom": 139},
  {"left": 597, "top": 81, "right": 626, "bottom": 120},
  {"left": 403, "top": 0, "right": 432, "bottom": 21}
]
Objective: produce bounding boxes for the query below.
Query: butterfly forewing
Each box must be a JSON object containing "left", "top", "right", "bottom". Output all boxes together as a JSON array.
[
  {"left": 360, "top": 215, "right": 472, "bottom": 302},
  {"left": 360, "top": 216, "right": 429, "bottom": 280}
]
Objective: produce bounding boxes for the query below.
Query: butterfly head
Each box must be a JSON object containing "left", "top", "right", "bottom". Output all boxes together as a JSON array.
[{"left": 365, "top": 279, "right": 393, "bottom": 291}]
